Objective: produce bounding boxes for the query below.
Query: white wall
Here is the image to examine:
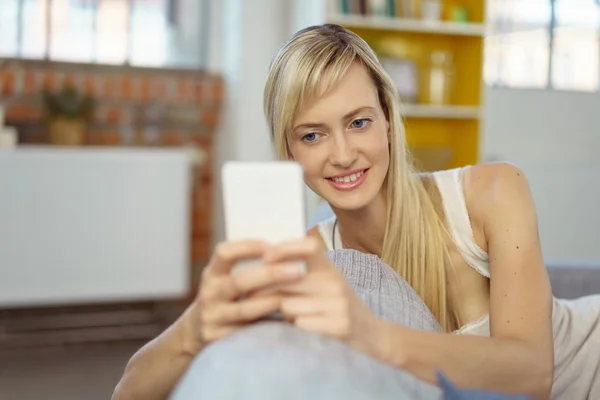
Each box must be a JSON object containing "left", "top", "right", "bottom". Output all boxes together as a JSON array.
[
  {"left": 209, "top": 0, "right": 324, "bottom": 244},
  {"left": 167, "top": 0, "right": 203, "bottom": 67},
  {"left": 210, "top": 0, "right": 291, "bottom": 243},
  {"left": 482, "top": 88, "right": 600, "bottom": 264}
]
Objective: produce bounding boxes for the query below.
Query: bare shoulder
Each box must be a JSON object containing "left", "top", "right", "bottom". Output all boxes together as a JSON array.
[
  {"left": 464, "top": 162, "right": 531, "bottom": 201},
  {"left": 463, "top": 162, "right": 536, "bottom": 235},
  {"left": 307, "top": 225, "right": 328, "bottom": 249}
]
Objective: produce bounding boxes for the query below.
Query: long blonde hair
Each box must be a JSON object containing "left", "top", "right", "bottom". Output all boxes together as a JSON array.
[{"left": 263, "top": 24, "right": 458, "bottom": 332}]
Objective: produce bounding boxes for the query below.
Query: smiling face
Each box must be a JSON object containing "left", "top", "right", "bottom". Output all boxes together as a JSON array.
[{"left": 287, "top": 62, "right": 390, "bottom": 211}]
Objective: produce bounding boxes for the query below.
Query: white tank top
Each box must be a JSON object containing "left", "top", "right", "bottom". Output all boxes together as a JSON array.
[{"left": 317, "top": 166, "right": 491, "bottom": 335}]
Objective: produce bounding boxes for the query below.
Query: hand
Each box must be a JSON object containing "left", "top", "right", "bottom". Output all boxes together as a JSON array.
[
  {"left": 187, "top": 240, "right": 307, "bottom": 352},
  {"left": 261, "top": 237, "right": 384, "bottom": 358}
]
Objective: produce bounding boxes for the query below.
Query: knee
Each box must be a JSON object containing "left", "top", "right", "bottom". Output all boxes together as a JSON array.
[
  {"left": 171, "top": 322, "right": 324, "bottom": 399},
  {"left": 170, "top": 321, "right": 440, "bottom": 400}
]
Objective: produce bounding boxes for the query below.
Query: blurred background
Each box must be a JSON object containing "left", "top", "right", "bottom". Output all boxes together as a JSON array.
[{"left": 0, "top": 0, "right": 599, "bottom": 398}]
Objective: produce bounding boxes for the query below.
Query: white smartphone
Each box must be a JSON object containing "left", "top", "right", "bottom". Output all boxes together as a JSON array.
[{"left": 221, "top": 161, "right": 307, "bottom": 272}]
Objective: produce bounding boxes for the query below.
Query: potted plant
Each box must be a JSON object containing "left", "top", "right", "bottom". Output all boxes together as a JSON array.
[{"left": 43, "top": 85, "right": 95, "bottom": 146}]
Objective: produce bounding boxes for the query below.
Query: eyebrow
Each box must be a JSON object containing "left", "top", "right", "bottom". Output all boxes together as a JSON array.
[{"left": 293, "top": 106, "right": 377, "bottom": 132}]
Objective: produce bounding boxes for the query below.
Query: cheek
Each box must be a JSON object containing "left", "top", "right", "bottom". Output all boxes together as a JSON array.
[
  {"left": 364, "top": 127, "right": 390, "bottom": 159},
  {"left": 294, "top": 150, "right": 326, "bottom": 194},
  {"left": 288, "top": 145, "right": 324, "bottom": 178}
]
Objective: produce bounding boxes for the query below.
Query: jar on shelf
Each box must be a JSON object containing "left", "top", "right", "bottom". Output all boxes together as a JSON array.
[
  {"left": 422, "top": 50, "right": 455, "bottom": 105},
  {"left": 420, "top": 0, "right": 443, "bottom": 21}
]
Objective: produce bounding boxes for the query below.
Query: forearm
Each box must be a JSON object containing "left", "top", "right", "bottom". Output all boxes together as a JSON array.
[
  {"left": 112, "top": 306, "right": 202, "bottom": 400},
  {"left": 377, "top": 322, "right": 553, "bottom": 399}
]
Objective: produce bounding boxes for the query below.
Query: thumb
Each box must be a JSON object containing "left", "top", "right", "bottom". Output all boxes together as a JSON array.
[{"left": 262, "top": 236, "right": 331, "bottom": 272}]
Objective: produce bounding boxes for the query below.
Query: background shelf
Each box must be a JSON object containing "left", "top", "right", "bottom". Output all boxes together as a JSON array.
[
  {"left": 325, "top": 0, "right": 486, "bottom": 170},
  {"left": 327, "top": 14, "right": 486, "bottom": 36},
  {"left": 402, "top": 104, "right": 482, "bottom": 119}
]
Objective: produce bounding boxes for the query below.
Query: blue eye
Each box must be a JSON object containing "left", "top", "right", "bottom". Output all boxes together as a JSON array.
[
  {"left": 352, "top": 118, "right": 370, "bottom": 129},
  {"left": 302, "top": 132, "right": 318, "bottom": 143}
]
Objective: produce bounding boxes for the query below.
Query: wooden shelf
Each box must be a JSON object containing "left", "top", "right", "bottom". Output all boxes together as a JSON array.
[
  {"left": 402, "top": 104, "right": 482, "bottom": 119},
  {"left": 327, "top": 0, "right": 486, "bottom": 168},
  {"left": 326, "top": 15, "right": 485, "bottom": 37}
]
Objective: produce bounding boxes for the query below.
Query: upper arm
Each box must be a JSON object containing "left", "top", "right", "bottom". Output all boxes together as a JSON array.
[{"left": 467, "top": 163, "right": 553, "bottom": 363}]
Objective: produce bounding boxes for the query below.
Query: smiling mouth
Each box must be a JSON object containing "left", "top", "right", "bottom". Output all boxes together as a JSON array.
[{"left": 328, "top": 169, "right": 367, "bottom": 183}]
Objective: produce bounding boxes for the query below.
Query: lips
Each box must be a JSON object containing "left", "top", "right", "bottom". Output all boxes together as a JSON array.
[{"left": 326, "top": 169, "right": 369, "bottom": 191}]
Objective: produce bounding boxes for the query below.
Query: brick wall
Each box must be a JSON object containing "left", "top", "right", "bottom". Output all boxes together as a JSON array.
[{"left": 0, "top": 58, "right": 222, "bottom": 290}]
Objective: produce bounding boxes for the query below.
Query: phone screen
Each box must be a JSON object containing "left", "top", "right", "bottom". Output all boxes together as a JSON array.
[{"left": 221, "top": 161, "right": 307, "bottom": 271}]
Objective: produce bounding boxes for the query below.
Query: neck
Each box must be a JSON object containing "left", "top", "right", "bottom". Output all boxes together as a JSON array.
[{"left": 331, "top": 192, "right": 387, "bottom": 256}]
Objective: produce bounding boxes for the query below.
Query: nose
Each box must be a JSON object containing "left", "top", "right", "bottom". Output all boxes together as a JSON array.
[{"left": 328, "top": 133, "right": 357, "bottom": 168}]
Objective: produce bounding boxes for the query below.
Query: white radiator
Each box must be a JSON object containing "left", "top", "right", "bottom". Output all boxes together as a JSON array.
[{"left": 0, "top": 147, "right": 193, "bottom": 308}]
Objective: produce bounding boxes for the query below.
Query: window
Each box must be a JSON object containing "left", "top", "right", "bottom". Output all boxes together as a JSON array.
[
  {"left": 0, "top": 1, "right": 21, "bottom": 57},
  {"left": 485, "top": 0, "right": 600, "bottom": 92},
  {"left": 0, "top": 0, "right": 208, "bottom": 69},
  {"left": 552, "top": 0, "right": 600, "bottom": 91}
]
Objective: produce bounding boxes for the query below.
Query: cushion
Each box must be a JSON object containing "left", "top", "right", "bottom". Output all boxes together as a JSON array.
[{"left": 437, "top": 372, "right": 534, "bottom": 400}]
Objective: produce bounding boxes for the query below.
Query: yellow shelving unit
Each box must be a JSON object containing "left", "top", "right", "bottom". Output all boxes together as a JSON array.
[{"left": 325, "top": 0, "right": 487, "bottom": 171}]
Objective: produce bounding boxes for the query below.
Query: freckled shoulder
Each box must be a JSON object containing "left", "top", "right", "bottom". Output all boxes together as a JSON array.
[
  {"left": 462, "top": 162, "right": 530, "bottom": 239},
  {"left": 463, "top": 162, "right": 528, "bottom": 201}
]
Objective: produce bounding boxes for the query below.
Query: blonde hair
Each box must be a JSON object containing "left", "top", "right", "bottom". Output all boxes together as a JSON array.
[{"left": 264, "top": 24, "right": 458, "bottom": 332}]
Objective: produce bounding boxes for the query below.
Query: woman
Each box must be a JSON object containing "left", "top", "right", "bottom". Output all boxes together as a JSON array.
[
  {"left": 264, "top": 23, "right": 552, "bottom": 398},
  {"left": 113, "top": 24, "right": 600, "bottom": 400}
]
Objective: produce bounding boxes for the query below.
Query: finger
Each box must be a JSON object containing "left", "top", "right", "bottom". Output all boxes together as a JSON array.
[
  {"left": 228, "top": 262, "right": 307, "bottom": 299},
  {"left": 199, "top": 275, "right": 237, "bottom": 304},
  {"left": 262, "top": 236, "right": 325, "bottom": 271},
  {"left": 281, "top": 296, "right": 334, "bottom": 316},
  {"left": 202, "top": 323, "right": 243, "bottom": 344},
  {"left": 205, "top": 240, "right": 268, "bottom": 277},
  {"left": 202, "top": 295, "right": 282, "bottom": 325},
  {"left": 201, "top": 262, "right": 306, "bottom": 303},
  {"left": 247, "top": 280, "right": 319, "bottom": 298},
  {"left": 293, "top": 316, "right": 331, "bottom": 336},
  {"left": 261, "top": 275, "right": 345, "bottom": 296}
]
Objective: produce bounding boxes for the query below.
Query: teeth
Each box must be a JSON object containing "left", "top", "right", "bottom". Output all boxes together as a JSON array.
[{"left": 332, "top": 170, "right": 364, "bottom": 183}]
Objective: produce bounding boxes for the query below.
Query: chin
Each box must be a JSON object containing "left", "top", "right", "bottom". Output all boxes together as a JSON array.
[
  {"left": 325, "top": 193, "right": 373, "bottom": 212},
  {"left": 314, "top": 181, "right": 381, "bottom": 213}
]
